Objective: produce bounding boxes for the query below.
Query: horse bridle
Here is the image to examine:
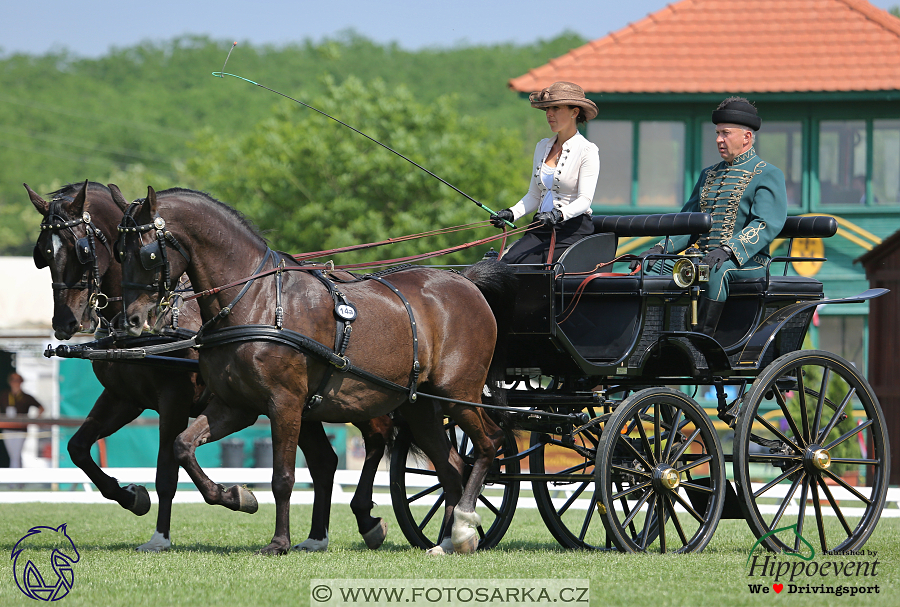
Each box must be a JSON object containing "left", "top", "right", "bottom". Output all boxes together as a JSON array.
[
  {"left": 116, "top": 200, "right": 192, "bottom": 309},
  {"left": 34, "top": 196, "right": 112, "bottom": 311}
]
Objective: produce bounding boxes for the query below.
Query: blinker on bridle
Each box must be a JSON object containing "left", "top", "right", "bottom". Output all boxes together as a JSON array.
[
  {"left": 117, "top": 200, "right": 192, "bottom": 310},
  {"left": 34, "top": 199, "right": 111, "bottom": 310}
]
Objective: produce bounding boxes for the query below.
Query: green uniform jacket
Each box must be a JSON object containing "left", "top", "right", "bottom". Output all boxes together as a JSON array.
[{"left": 666, "top": 147, "right": 788, "bottom": 266}]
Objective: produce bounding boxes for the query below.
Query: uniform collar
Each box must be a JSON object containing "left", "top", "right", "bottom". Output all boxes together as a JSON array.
[{"left": 728, "top": 147, "right": 757, "bottom": 166}]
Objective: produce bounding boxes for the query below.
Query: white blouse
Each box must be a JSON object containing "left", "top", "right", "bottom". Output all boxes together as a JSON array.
[{"left": 509, "top": 131, "right": 600, "bottom": 222}]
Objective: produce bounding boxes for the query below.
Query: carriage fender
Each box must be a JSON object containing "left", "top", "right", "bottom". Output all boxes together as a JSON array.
[{"left": 734, "top": 288, "right": 889, "bottom": 368}]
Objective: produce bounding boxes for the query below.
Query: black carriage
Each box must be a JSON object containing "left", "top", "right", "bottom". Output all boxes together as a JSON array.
[{"left": 390, "top": 212, "right": 891, "bottom": 554}]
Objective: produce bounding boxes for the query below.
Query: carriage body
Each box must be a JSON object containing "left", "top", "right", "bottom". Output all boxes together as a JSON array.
[
  {"left": 504, "top": 215, "right": 830, "bottom": 383},
  {"left": 395, "top": 212, "right": 890, "bottom": 555}
]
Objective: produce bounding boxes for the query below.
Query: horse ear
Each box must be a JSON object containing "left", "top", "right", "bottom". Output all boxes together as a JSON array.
[
  {"left": 66, "top": 180, "right": 89, "bottom": 216},
  {"left": 147, "top": 186, "right": 159, "bottom": 216},
  {"left": 107, "top": 183, "right": 130, "bottom": 211},
  {"left": 24, "top": 183, "right": 49, "bottom": 215}
]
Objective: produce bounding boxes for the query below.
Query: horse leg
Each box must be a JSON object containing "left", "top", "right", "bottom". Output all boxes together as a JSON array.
[
  {"left": 66, "top": 390, "right": 149, "bottom": 514},
  {"left": 446, "top": 407, "right": 503, "bottom": 554},
  {"left": 136, "top": 386, "right": 191, "bottom": 553},
  {"left": 258, "top": 399, "right": 304, "bottom": 556},
  {"left": 292, "top": 421, "right": 337, "bottom": 552},
  {"left": 397, "top": 400, "right": 465, "bottom": 555},
  {"left": 172, "top": 397, "right": 259, "bottom": 513},
  {"left": 350, "top": 416, "right": 392, "bottom": 549}
]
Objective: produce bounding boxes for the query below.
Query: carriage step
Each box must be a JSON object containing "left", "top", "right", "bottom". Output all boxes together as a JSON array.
[{"left": 684, "top": 478, "right": 744, "bottom": 519}]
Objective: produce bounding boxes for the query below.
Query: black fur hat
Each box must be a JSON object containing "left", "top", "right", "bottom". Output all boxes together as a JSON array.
[{"left": 711, "top": 97, "right": 761, "bottom": 131}]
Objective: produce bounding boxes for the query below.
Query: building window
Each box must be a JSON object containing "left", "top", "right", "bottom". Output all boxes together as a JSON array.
[
  {"left": 587, "top": 120, "right": 632, "bottom": 206},
  {"left": 757, "top": 123, "right": 803, "bottom": 207},
  {"left": 819, "top": 121, "right": 866, "bottom": 205},
  {"left": 587, "top": 120, "right": 685, "bottom": 208},
  {"left": 872, "top": 120, "right": 900, "bottom": 206},
  {"left": 637, "top": 121, "right": 684, "bottom": 207},
  {"left": 703, "top": 122, "right": 803, "bottom": 207},
  {"left": 817, "top": 315, "right": 865, "bottom": 371}
]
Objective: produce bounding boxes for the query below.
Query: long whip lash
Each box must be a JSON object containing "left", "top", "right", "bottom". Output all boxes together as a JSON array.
[{"left": 211, "top": 45, "right": 514, "bottom": 227}]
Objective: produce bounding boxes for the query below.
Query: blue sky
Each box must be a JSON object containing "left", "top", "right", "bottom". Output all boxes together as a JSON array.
[{"left": 5, "top": 0, "right": 897, "bottom": 58}]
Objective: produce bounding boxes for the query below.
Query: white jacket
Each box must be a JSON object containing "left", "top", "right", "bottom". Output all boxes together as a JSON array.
[{"left": 509, "top": 131, "right": 600, "bottom": 222}]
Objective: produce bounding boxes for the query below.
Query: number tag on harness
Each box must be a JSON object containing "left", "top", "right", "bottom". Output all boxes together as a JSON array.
[{"left": 335, "top": 303, "right": 357, "bottom": 321}]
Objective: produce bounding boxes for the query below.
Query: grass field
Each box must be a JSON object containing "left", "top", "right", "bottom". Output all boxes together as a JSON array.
[{"left": 0, "top": 501, "right": 896, "bottom": 607}]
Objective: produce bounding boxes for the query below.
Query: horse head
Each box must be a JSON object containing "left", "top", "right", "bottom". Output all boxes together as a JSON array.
[
  {"left": 28, "top": 181, "right": 124, "bottom": 339},
  {"left": 117, "top": 186, "right": 192, "bottom": 337}
]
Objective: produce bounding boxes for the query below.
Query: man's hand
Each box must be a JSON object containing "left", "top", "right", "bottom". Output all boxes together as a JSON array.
[
  {"left": 534, "top": 208, "right": 564, "bottom": 227},
  {"left": 629, "top": 244, "right": 664, "bottom": 272},
  {"left": 490, "top": 209, "right": 514, "bottom": 228},
  {"left": 701, "top": 246, "right": 734, "bottom": 270}
]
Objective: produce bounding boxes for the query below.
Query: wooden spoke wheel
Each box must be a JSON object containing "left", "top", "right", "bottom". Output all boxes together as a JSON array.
[
  {"left": 389, "top": 420, "right": 520, "bottom": 550},
  {"left": 734, "top": 350, "right": 890, "bottom": 553},
  {"left": 529, "top": 405, "right": 611, "bottom": 550},
  {"left": 596, "top": 387, "right": 726, "bottom": 553}
]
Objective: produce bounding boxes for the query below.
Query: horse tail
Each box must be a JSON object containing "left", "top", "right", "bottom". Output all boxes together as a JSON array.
[{"left": 462, "top": 260, "right": 518, "bottom": 408}]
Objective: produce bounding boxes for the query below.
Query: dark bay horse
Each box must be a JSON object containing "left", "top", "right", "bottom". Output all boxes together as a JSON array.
[
  {"left": 117, "top": 186, "right": 516, "bottom": 555},
  {"left": 28, "top": 181, "right": 392, "bottom": 552}
]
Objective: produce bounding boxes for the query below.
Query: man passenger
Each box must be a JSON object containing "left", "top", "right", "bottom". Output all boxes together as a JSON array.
[{"left": 632, "top": 97, "right": 788, "bottom": 336}]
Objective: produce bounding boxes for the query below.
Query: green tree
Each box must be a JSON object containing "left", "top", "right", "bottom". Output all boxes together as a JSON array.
[{"left": 185, "top": 76, "right": 524, "bottom": 264}]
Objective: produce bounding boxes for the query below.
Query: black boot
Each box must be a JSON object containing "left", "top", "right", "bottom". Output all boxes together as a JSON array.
[{"left": 695, "top": 298, "right": 726, "bottom": 337}]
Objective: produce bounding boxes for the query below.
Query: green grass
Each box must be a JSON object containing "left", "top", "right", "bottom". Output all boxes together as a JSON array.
[{"left": 0, "top": 502, "right": 896, "bottom": 607}]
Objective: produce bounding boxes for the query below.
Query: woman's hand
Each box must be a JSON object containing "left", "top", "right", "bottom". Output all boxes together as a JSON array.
[
  {"left": 535, "top": 209, "right": 563, "bottom": 226},
  {"left": 490, "top": 209, "right": 514, "bottom": 228}
]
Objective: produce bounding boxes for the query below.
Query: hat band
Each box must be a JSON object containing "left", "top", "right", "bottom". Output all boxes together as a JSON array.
[{"left": 711, "top": 109, "right": 761, "bottom": 131}]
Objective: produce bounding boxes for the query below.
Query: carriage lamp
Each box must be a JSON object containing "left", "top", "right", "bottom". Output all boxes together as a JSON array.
[{"left": 672, "top": 249, "right": 710, "bottom": 288}]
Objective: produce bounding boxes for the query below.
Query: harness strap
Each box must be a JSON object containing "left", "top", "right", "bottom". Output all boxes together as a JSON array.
[
  {"left": 197, "top": 249, "right": 275, "bottom": 335},
  {"left": 364, "top": 275, "right": 420, "bottom": 402},
  {"left": 303, "top": 269, "right": 360, "bottom": 411},
  {"left": 195, "top": 325, "right": 410, "bottom": 394}
]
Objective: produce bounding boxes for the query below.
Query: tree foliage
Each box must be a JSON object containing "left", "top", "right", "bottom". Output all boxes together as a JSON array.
[
  {"left": 185, "top": 76, "right": 522, "bottom": 264},
  {"left": 1, "top": 31, "right": 586, "bottom": 255}
]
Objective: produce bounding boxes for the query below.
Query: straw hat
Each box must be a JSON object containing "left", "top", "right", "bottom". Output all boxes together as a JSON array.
[{"left": 529, "top": 82, "right": 598, "bottom": 121}]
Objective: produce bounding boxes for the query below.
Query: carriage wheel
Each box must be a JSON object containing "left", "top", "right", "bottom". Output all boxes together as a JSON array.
[
  {"left": 529, "top": 406, "right": 611, "bottom": 550},
  {"left": 596, "top": 387, "right": 725, "bottom": 553},
  {"left": 733, "top": 350, "right": 890, "bottom": 553},
  {"left": 389, "top": 420, "right": 520, "bottom": 551}
]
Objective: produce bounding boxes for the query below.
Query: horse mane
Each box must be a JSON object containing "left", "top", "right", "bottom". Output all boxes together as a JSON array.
[
  {"left": 47, "top": 181, "right": 109, "bottom": 201},
  {"left": 156, "top": 187, "right": 268, "bottom": 246}
]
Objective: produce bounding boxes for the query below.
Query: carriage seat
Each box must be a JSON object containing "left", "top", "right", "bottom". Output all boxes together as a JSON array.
[
  {"left": 728, "top": 215, "right": 835, "bottom": 299},
  {"left": 729, "top": 275, "right": 824, "bottom": 297}
]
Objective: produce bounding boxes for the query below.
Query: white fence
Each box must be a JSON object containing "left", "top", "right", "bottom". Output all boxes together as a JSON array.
[{"left": 0, "top": 468, "right": 897, "bottom": 516}]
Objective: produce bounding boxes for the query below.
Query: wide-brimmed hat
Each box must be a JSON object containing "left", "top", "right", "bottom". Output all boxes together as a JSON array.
[{"left": 529, "top": 82, "right": 598, "bottom": 121}]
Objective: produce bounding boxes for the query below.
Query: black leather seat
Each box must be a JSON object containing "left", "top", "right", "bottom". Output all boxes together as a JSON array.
[{"left": 730, "top": 275, "right": 823, "bottom": 296}]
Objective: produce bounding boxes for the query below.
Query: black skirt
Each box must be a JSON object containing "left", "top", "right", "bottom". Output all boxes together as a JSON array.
[{"left": 500, "top": 213, "right": 593, "bottom": 264}]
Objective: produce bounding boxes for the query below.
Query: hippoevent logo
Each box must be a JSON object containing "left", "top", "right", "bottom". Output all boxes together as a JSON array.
[
  {"left": 11, "top": 524, "right": 80, "bottom": 601},
  {"left": 745, "top": 524, "right": 881, "bottom": 597}
]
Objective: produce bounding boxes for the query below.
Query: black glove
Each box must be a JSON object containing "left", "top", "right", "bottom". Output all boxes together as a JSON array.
[
  {"left": 490, "top": 209, "right": 514, "bottom": 229},
  {"left": 534, "top": 208, "right": 564, "bottom": 227},
  {"left": 629, "top": 244, "right": 664, "bottom": 272},
  {"left": 701, "top": 246, "right": 734, "bottom": 271}
]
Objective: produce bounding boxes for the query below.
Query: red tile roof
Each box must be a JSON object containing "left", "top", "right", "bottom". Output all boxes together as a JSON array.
[{"left": 509, "top": 0, "right": 900, "bottom": 94}]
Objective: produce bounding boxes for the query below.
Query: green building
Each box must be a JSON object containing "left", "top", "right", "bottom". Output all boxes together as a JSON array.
[{"left": 510, "top": 0, "right": 900, "bottom": 373}]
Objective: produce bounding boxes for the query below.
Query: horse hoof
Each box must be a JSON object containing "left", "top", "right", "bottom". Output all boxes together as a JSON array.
[
  {"left": 235, "top": 485, "right": 258, "bottom": 514},
  {"left": 451, "top": 510, "right": 481, "bottom": 554},
  {"left": 293, "top": 532, "right": 329, "bottom": 552},
  {"left": 125, "top": 484, "right": 151, "bottom": 516},
  {"left": 256, "top": 542, "right": 289, "bottom": 556},
  {"left": 425, "top": 537, "right": 455, "bottom": 556},
  {"left": 136, "top": 530, "right": 171, "bottom": 552},
  {"left": 362, "top": 519, "right": 387, "bottom": 550}
]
